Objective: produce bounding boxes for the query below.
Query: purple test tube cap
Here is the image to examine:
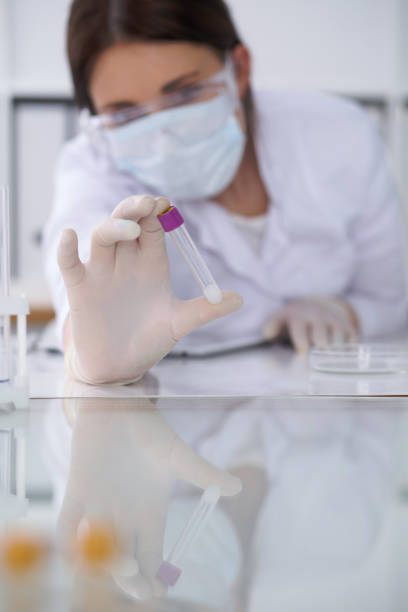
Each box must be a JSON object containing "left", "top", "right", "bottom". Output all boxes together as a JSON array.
[
  {"left": 156, "top": 561, "right": 182, "bottom": 586},
  {"left": 157, "top": 206, "right": 184, "bottom": 232}
]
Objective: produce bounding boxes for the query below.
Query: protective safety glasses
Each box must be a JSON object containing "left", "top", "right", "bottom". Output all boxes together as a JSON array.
[{"left": 81, "top": 57, "right": 238, "bottom": 133}]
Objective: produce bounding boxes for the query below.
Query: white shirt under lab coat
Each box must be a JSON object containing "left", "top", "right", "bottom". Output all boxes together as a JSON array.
[{"left": 44, "top": 91, "right": 407, "bottom": 353}]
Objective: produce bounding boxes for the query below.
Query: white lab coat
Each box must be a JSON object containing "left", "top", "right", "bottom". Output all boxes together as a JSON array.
[{"left": 44, "top": 91, "right": 407, "bottom": 353}]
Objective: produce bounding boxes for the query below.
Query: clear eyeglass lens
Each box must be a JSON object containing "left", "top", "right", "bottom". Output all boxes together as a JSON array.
[
  {"left": 105, "top": 89, "right": 233, "bottom": 160},
  {"left": 101, "top": 78, "right": 228, "bottom": 130}
]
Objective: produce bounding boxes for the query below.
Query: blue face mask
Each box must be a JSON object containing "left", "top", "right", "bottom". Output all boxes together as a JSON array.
[{"left": 105, "top": 93, "right": 246, "bottom": 200}]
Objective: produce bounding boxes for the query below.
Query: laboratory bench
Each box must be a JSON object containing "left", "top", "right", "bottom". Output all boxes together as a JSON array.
[
  {"left": 27, "top": 337, "right": 408, "bottom": 399},
  {"left": 0, "top": 395, "right": 408, "bottom": 612},
  {"left": 2, "top": 336, "right": 408, "bottom": 611}
]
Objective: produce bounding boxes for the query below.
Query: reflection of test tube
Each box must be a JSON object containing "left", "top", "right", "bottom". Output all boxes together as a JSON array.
[
  {"left": 0, "top": 428, "right": 12, "bottom": 495},
  {"left": 157, "top": 206, "right": 222, "bottom": 305},
  {"left": 0, "top": 425, "right": 28, "bottom": 521},
  {"left": 157, "top": 485, "right": 221, "bottom": 586},
  {"left": 0, "top": 186, "right": 11, "bottom": 382}
]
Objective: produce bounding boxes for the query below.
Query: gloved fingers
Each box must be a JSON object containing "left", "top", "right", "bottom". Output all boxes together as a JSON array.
[
  {"left": 110, "top": 513, "right": 139, "bottom": 579},
  {"left": 326, "top": 318, "right": 358, "bottom": 345},
  {"left": 330, "top": 324, "right": 347, "bottom": 345},
  {"left": 114, "top": 571, "right": 154, "bottom": 601},
  {"left": 287, "top": 318, "right": 310, "bottom": 354},
  {"left": 155, "top": 196, "right": 172, "bottom": 215},
  {"left": 171, "top": 291, "right": 243, "bottom": 341},
  {"left": 77, "top": 509, "right": 121, "bottom": 571},
  {"left": 90, "top": 217, "right": 141, "bottom": 268},
  {"left": 112, "top": 194, "right": 157, "bottom": 222},
  {"left": 57, "top": 491, "right": 84, "bottom": 554},
  {"left": 344, "top": 323, "right": 359, "bottom": 343},
  {"left": 172, "top": 439, "right": 242, "bottom": 497},
  {"left": 112, "top": 194, "right": 168, "bottom": 262},
  {"left": 134, "top": 511, "right": 168, "bottom": 598},
  {"left": 138, "top": 196, "right": 170, "bottom": 255},
  {"left": 113, "top": 504, "right": 167, "bottom": 600},
  {"left": 112, "top": 194, "right": 162, "bottom": 237},
  {"left": 309, "top": 320, "right": 331, "bottom": 348},
  {"left": 57, "top": 229, "right": 86, "bottom": 289},
  {"left": 263, "top": 310, "right": 286, "bottom": 341}
]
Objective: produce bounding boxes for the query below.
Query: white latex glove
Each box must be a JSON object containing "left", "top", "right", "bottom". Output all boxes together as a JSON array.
[
  {"left": 58, "top": 398, "right": 242, "bottom": 600},
  {"left": 264, "top": 296, "right": 359, "bottom": 353},
  {"left": 57, "top": 195, "right": 243, "bottom": 384}
]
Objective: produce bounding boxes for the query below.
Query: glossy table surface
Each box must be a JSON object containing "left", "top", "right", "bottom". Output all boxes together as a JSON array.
[
  {"left": 28, "top": 337, "right": 408, "bottom": 399},
  {"left": 1, "top": 395, "right": 408, "bottom": 611},
  {"left": 3, "top": 330, "right": 408, "bottom": 610}
]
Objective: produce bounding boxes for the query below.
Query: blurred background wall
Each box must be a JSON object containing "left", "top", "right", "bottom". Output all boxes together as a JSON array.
[{"left": 0, "top": 0, "right": 407, "bottom": 318}]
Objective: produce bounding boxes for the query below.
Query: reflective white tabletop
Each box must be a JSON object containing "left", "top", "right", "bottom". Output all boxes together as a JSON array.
[
  {"left": 28, "top": 339, "right": 408, "bottom": 399},
  {"left": 1, "top": 396, "right": 408, "bottom": 612}
]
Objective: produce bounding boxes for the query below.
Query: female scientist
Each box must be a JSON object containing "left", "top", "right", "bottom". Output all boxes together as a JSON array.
[{"left": 44, "top": 0, "right": 407, "bottom": 384}]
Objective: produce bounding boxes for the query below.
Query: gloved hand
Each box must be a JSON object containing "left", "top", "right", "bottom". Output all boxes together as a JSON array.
[
  {"left": 58, "top": 398, "right": 242, "bottom": 600},
  {"left": 264, "top": 296, "right": 359, "bottom": 353},
  {"left": 58, "top": 195, "right": 243, "bottom": 384}
]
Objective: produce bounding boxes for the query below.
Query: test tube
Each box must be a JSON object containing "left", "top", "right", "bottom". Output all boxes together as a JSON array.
[
  {"left": 156, "top": 484, "right": 221, "bottom": 586},
  {"left": 157, "top": 206, "right": 222, "bottom": 304},
  {"left": 0, "top": 186, "right": 11, "bottom": 383},
  {"left": 0, "top": 428, "right": 12, "bottom": 495}
]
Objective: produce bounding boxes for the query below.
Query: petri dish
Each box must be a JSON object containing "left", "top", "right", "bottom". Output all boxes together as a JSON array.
[{"left": 309, "top": 344, "right": 408, "bottom": 374}]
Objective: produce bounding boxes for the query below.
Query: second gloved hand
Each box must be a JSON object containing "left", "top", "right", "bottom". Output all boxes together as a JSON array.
[
  {"left": 58, "top": 195, "right": 243, "bottom": 384},
  {"left": 264, "top": 296, "right": 359, "bottom": 353}
]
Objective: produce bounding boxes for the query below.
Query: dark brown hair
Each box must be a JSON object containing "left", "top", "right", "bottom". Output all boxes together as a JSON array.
[{"left": 67, "top": 0, "right": 253, "bottom": 124}]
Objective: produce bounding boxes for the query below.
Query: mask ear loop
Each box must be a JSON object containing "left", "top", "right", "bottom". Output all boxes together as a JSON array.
[
  {"left": 79, "top": 107, "right": 113, "bottom": 159},
  {"left": 223, "top": 54, "right": 244, "bottom": 120}
]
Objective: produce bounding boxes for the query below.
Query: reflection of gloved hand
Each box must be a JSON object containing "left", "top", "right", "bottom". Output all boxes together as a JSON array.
[
  {"left": 264, "top": 296, "right": 359, "bottom": 353},
  {"left": 58, "top": 398, "right": 242, "bottom": 600},
  {"left": 58, "top": 195, "right": 243, "bottom": 385}
]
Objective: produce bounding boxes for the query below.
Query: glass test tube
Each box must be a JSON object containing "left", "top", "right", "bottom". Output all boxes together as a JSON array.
[
  {"left": 157, "top": 206, "right": 222, "bottom": 304},
  {"left": 0, "top": 186, "right": 11, "bottom": 382},
  {"left": 156, "top": 484, "right": 221, "bottom": 586},
  {"left": 0, "top": 428, "right": 12, "bottom": 495}
]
